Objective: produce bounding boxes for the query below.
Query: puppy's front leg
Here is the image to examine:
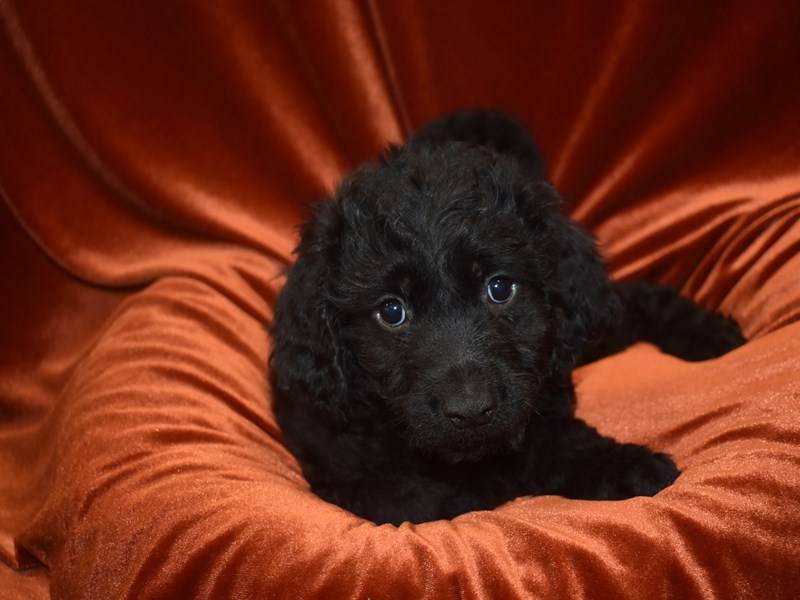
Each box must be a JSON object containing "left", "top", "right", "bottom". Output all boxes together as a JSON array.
[
  {"left": 529, "top": 417, "right": 680, "bottom": 500},
  {"left": 314, "top": 467, "right": 496, "bottom": 526}
]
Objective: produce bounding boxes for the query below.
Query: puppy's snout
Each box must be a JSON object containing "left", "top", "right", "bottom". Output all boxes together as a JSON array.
[
  {"left": 443, "top": 397, "right": 496, "bottom": 429},
  {"left": 440, "top": 366, "right": 498, "bottom": 429}
]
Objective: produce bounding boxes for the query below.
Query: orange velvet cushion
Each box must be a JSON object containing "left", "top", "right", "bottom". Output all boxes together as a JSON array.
[{"left": 1, "top": 1, "right": 799, "bottom": 597}]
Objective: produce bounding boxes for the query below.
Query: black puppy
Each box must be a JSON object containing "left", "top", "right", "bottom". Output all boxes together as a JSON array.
[{"left": 269, "top": 110, "right": 745, "bottom": 525}]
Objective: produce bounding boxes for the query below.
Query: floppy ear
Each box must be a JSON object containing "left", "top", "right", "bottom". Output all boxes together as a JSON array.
[
  {"left": 269, "top": 201, "right": 350, "bottom": 425},
  {"left": 519, "top": 183, "right": 621, "bottom": 375}
]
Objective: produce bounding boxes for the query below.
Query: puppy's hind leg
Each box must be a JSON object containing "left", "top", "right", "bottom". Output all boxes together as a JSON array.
[{"left": 582, "top": 280, "right": 746, "bottom": 363}]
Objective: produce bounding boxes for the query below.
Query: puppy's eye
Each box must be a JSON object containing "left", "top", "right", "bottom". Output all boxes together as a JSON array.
[
  {"left": 487, "top": 277, "right": 516, "bottom": 304},
  {"left": 377, "top": 298, "right": 407, "bottom": 327}
]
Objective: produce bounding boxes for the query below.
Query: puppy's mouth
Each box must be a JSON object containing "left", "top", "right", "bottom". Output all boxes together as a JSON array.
[
  {"left": 423, "top": 427, "right": 528, "bottom": 464},
  {"left": 408, "top": 397, "right": 531, "bottom": 465},
  {"left": 413, "top": 425, "right": 528, "bottom": 464}
]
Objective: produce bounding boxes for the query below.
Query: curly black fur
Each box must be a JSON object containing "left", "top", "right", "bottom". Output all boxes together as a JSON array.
[{"left": 269, "top": 109, "right": 745, "bottom": 525}]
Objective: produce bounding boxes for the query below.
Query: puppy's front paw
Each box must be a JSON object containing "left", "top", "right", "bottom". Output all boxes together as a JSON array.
[
  {"left": 590, "top": 443, "right": 680, "bottom": 499},
  {"left": 690, "top": 314, "right": 746, "bottom": 361}
]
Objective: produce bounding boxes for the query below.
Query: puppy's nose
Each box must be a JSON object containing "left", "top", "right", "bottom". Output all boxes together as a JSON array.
[{"left": 443, "top": 396, "right": 497, "bottom": 429}]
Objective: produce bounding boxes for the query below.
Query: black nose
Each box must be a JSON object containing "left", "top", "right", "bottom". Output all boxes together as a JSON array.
[{"left": 442, "top": 397, "right": 497, "bottom": 429}]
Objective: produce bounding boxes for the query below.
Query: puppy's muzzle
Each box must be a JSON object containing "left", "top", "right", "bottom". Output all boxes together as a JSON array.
[{"left": 440, "top": 366, "right": 499, "bottom": 429}]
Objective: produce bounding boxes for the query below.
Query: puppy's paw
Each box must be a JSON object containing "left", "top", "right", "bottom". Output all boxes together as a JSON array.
[
  {"left": 591, "top": 443, "right": 680, "bottom": 499},
  {"left": 688, "top": 314, "right": 746, "bottom": 361}
]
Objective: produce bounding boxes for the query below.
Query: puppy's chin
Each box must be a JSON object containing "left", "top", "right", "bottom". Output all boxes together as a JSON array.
[
  {"left": 428, "top": 445, "right": 498, "bottom": 465},
  {"left": 413, "top": 427, "right": 528, "bottom": 465}
]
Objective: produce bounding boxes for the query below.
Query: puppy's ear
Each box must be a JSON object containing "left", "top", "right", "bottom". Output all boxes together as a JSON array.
[
  {"left": 269, "top": 201, "right": 350, "bottom": 425},
  {"left": 519, "top": 184, "right": 621, "bottom": 375}
]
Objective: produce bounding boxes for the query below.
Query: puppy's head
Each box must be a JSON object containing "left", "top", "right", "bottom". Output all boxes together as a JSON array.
[{"left": 271, "top": 140, "right": 615, "bottom": 463}]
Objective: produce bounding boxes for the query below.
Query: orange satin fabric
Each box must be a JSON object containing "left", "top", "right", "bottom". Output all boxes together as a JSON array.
[{"left": 1, "top": 1, "right": 799, "bottom": 598}]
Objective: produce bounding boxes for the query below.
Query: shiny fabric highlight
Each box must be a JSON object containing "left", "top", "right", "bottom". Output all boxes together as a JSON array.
[{"left": 1, "top": 1, "right": 799, "bottom": 598}]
